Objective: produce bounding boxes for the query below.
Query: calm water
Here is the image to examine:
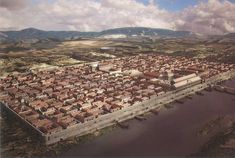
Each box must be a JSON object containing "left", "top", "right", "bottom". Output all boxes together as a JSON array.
[{"left": 60, "top": 79, "right": 235, "bottom": 157}]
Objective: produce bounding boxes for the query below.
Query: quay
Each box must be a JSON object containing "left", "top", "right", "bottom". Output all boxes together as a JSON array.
[
  {"left": 175, "top": 99, "right": 184, "bottom": 104},
  {"left": 134, "top": 116, "right": 146, "bottom": 121},
  {"left": 214, "top": 85, "right": 235, "bottom": 94},
  {"left": 115, "top": 121, "right": 129, "bottom": 129},
  {"left": 196, "top": 91, "right": 204, "bottom": 96},
  {"left": 186, "top": 95, "right": 193, "bottom": 99},
  {"left": 150, "top": 109, "right": 159, "bottom": 115}
]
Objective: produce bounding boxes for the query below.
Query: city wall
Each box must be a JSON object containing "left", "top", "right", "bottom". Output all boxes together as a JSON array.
[
  {"left": 1, "top": 70, "right": 235, "bottom": 145},
  {"left": 42, "top": 70, "right": 235, "bottom": 145}
]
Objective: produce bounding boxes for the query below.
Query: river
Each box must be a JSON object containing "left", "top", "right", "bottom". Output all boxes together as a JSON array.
[{"left": 60, "top": 79, "right": 235, "bottom": 157}]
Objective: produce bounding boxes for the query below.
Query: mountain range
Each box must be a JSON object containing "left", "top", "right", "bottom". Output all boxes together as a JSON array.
[
  {"left": 0, "top": 27, "right": 193, "bottom": 42},
  {"left": 0, "top": 27, "right": 234, "bottom": 42}
]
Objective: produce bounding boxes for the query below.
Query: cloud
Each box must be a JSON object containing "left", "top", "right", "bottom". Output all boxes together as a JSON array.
[
  {"left": 174, "top": 0, "right": 235, "bottom": 34},
  {"left": 0, "top": 0, "right": 29, "bottom": 10},
  {"left": 0, "top": 0, "right": 234, "bottom": 35},
  {"left": 36, "top": 0, "right": 173, "bottom": 31}
]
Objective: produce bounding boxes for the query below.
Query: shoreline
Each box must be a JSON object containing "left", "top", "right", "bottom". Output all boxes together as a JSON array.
[{"left": 1, "top": 80, "right": 235, "bottom": 157}]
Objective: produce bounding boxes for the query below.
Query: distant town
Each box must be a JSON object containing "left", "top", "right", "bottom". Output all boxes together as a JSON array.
[{"left": 1, "top": 54, "right": 234, "bottom": 144}]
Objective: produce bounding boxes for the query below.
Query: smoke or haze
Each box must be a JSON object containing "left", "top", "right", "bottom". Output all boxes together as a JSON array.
[{"left": 0, "top": 0, "right": 234, "bottom": 35}]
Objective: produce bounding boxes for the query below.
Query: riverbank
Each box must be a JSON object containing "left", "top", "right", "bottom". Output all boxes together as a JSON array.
[
  {"left": 1, "top": 79, "right": 235, "bottom": 157},
  {"left": 191, "top": 119, "right": 235, "bottom": 158},
  {"left": 0, "top": 109, "right": 119, "bottom": 157},
  {"left": 59, "top": 79, "right": 235, "bottom": 157},
  {"left": 190, "top": 79, "right": 235, "bottom": 157}
]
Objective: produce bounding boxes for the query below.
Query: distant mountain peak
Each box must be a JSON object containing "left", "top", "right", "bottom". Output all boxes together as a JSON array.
[{"left": 21, "top": 27, "right": 42, "bottom": 31}]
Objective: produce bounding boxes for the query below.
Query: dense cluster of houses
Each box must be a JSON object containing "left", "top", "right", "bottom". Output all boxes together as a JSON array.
[{"left": 0, "top": 54, "right": 233, "bottom": 134}]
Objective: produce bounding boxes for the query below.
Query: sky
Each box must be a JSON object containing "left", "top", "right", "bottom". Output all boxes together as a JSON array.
[
  {"left": 0, "top": 0, "right": 235, "bottom": 35},
  {"left": 139, "top": 0, "right": 200, "bottom": 11}
]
